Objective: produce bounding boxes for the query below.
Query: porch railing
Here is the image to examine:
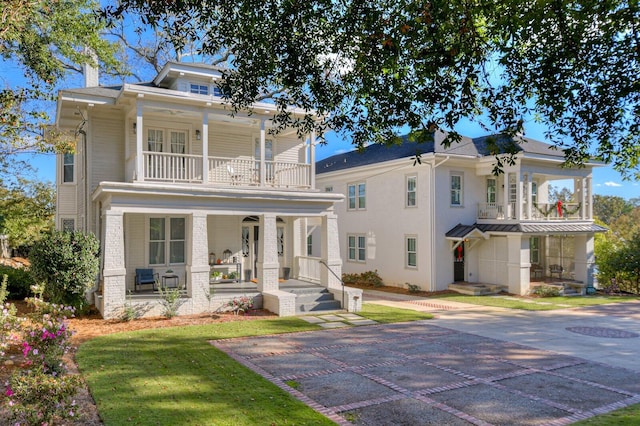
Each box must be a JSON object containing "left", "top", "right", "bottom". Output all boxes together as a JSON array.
[
  {"left": 296, "top": 256, "right": 321, "bottom": 284},
  {"left": 143, "top": 152, "right": 203, "bottom": 182},
  {"left": 478, "top": 201, "right": 584, "bottom": 221}
]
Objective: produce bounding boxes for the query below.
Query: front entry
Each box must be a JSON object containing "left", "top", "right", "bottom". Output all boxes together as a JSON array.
[{"left": 453, "top": 243, "right": 465, "bottom": 282}]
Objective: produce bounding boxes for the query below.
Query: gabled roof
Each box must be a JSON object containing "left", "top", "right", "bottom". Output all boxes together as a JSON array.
[{"left": 317, "top": 133, "right": 568, "bottom": 174}]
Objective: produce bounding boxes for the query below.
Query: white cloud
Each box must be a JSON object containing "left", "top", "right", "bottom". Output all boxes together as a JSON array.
[
  {"left": 604, "top": 181, "right": 622, "bottom": 187},
  {"left": 595, "top": 183, "right": 602, "bottom": 187}
]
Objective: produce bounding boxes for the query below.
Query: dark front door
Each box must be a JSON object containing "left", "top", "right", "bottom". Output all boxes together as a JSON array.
[{"left": 453, "top": 243, "right": 465, "bottom": 282}]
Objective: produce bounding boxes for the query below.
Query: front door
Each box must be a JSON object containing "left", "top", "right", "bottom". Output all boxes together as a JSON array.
[{"left": 453, "top": 243, "right": 465, "bottom": 282}]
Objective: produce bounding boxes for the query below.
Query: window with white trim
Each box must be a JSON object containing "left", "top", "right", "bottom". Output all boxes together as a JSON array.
[
  {"left": 347, "top": 234, "right": 366, "bottom": 262},
  {"left": 61, "top": 218, "right": 75, "bottom": 232},
  {"left": 62, "top": 153, "right": 74, "bottom": 183},
  {"left": 190, "top": 83, "right": 209, "bottom": 95},
  {"left": 486, "top": 178, "right": 497, "bottom": 204},
  {"left": 149, "top": 217, "right": 186, "bottom": 266},
  {"left": 450, "top": 173, "right": 463, "bottom": 206},
  {"left": 406, "top": 236, "right": 417, "bottom": 268},
  {"left": 406, "top": 175, "right": 417, "bottom": 207},
  {"left": 348, "top": 183, "right": 366, "bottom": 210},
  {"left": 307, "top": 235, "right": 313, "bottom": 256}
]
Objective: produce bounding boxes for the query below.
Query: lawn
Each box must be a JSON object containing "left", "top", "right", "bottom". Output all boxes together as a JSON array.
[
  {"left": 429, "top": 293, "right": 639, "bottom": 310},
  {"left": 75, "top": 303, "right": 430, "bottom": 425},
  {"left": 573, "top": 403, "right": 640, "bottom": 425}
]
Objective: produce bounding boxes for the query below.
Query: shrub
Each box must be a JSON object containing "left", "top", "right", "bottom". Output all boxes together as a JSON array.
[
  {"left": 157, "top": 286, "right": 183, "bottom": 318},
  {"left": 531, "top": 285, "right": 561, "bottom": 297},
  {"left": 0, "top": 265, "right": 32, "bottom": 299},
  {"left": 406, "top": 283, "right": 421, "bottom": 293},
  {"left": 341, "top": 270, "right": 384, "bottom": 287},
  {"left": 0, "top": 276, "right": 21, "bottom": 357},
  {"left": 226, "top": 296, "right": 254, "bottom": 315},
  {"left": 6, "top": 366, "right": 81, "bottom": 426},
  {"left": 29, "top": 230, "right": 100, "bottom": 310}
]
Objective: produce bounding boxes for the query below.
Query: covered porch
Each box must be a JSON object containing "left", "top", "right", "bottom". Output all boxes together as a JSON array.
[{"left": 94, "top": 183, "right": 362, "bottom": 319}]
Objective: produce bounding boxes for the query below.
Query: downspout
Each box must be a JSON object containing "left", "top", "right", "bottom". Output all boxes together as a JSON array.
[{"left": 429, "top": 155, "right": 450, "bottom": 291}]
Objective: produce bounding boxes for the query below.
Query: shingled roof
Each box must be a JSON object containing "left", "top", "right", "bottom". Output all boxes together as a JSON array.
[{"left": 317, "top": 133, "right": 565, "bottom": 174}]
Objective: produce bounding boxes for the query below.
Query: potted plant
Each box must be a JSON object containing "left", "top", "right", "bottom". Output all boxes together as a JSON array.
[{"left": 210, "top": 271, "right": 222, "bottom": 282}]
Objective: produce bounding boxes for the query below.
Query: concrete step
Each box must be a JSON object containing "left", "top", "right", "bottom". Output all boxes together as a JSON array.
[
  {"left": 297, "top": 299, "right": 342, "bottom": 314},
  {"left": 448, "top": 283, "right": 504, "bottom": 296},
  {"left": 295, "top": 292, "right": 335, "bottom": 304}
]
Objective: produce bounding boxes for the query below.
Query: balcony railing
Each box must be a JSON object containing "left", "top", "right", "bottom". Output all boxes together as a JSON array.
[
  {"left": 141, "top": 152, "right": 311, "bottom": 189},
  {"left": 478, "top": 202, "right": 584, "bottom": 221}
]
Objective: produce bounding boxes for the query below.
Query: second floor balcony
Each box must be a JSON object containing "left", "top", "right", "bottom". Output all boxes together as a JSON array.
[
  {"left": 477, "top": 201, "right": 586, "bottom": 221},
  {"left": 141, "top": 152, "right": 312, "bottom": 189}
]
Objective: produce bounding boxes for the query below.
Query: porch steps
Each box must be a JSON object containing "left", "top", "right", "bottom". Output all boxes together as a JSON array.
[
  {"left": 286, "top": 287, "right": 343, "bottom": 313},
  {"left": 448, "top": 282, "right": 505, "bottom": 296}
]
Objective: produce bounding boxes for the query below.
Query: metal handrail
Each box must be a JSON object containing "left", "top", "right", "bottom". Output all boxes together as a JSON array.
[{"left": 319, "top": 259, "right": 346, "bottom": 312}]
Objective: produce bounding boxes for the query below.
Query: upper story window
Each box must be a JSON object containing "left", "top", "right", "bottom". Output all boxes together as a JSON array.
[
  {"left": 486, "top": 178, "right": 497, "bottom": 204},
  {"left": 348, "top": 183, "right": 366, "bottom": 210},
  {"left": 450, "top": 173, "right": 463, "bottom": 206},
  {"left": 63, "top": 153, "right": 74, "bottom": 183},
  {"left": 190, "top": 83, "right": 209, "bottom": 95},
  {"left": 347, "top": 234, "right": 366, "bottom": 262},
  {"left": 212, "top": 86, "right": 223, "bottom": 97},
  {"left": 147, "top": 129, "right": 164, "bottom": 152},
  {"left": 406, "top": 176, "right": 417, "bottom": 207},
  {"left": 254, "top": 138, "right": 274, "bottom": 161}
]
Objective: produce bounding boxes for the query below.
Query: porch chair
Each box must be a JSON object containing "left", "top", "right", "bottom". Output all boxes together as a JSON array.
[
  {"left": 549, "top": 264, "right": 564, "bottom": 279},
  {"left": 135, "top": 268, "right": 159, "bottom": 291},
  {"left": 227, "top": 164, "right": 242, "bottom": 185}
]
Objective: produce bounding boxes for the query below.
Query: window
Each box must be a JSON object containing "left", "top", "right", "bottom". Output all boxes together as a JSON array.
[
  {"left": 212, "top": 86, "right": 223, "bottom": 97},
  {"left": 307, "top": 235, "right": 313, "bottom": 256},
  {"left": 277, "top": 226, "right": 284, "bottom": 257},
  {"left": 254, "top": 138, "right": 274, "bottom": 161},
  {"left": 62, "top": 153, "right": 74, "bottom": 183},
  {"left": 147, "top": 129, "right": 164, "bottom": 152},
  {"left": 149, "top": 217, "right": 185, "bottom": 266},
  {"left": 61, "top": 218, "right": 75, "bottom": 232},
  {"left": 406, "top": 176, "right": 417, "bottom": 207},
  {"left": 531, "top": 181, "right": 538, "bottom": 205},
  {"left": 530, "top": 237, "right": 540, "bottom": 264},
  {"left": 348, "top": 183, "right": 366, "bottom": 210},
  {"left": 347, "top": 234, "right": 366, "bottom": 262},
  {"left": 406, "top": 236, "right": 417, "bottom": 268},
  {"left": 242, "top": 227, "right": 250, "bottom": 257},
  {"left": 450, "top": 173, "right": 463, "bottom": 206},
  {"left": 486, "top": 178, "right": 497, "bottom": 204},
  {"left": 190, "top": 83, "right": 209, "bottom": 95}
]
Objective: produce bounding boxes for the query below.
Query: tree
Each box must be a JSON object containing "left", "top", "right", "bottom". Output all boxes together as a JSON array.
[
  {"left": 0, "top": 0, "right": 119, "bottom": 178},
  {"left": 592, "top": 195, "right": 633, "bottom": 225},
  {"left": 104, "top": 0, "right": 640, "bottom": 177},
  {"left": 29, "top": 230, "right": 100, "bottom": 310},
  {"left": 610, "top": 207, "right": 640, "bottom": 242},
  {"left": 0, "top": 178, "right": 55, "bottom": 250}
]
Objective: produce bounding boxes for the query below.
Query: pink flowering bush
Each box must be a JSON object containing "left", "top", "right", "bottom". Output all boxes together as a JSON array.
[
  {"left": 21, "top": 298, "right": 75, "bottom": 375},
  {"left": 226, "top": 296, "right": 254, "bottom": 315},
  {"left": 6, "top": 366, "right": 81, "bottom": 426}
]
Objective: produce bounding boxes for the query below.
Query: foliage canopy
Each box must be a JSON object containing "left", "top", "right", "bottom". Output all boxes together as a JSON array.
[{"left": 105, "top": 0, "right": 640, "bottom": 176}]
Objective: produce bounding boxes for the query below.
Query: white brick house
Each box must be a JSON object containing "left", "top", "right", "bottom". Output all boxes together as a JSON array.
[
  {"left": 54, "top": 62, "right": 361, "bottom": 319},
  {"left": 315, "top": 133, "right": 606, "bottom": 295}
]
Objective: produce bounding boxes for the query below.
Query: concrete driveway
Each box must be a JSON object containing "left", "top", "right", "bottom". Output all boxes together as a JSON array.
[{"left": 213, "top": 296, "right": 640, "bottom": 425}]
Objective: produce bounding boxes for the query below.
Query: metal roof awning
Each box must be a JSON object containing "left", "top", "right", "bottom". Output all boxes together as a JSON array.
[
  {"left": 445, "top": 222, "right": 608, "bottom": 244},
  {"left": 445, "top": 224, "right": 489, "bottom": 250}
]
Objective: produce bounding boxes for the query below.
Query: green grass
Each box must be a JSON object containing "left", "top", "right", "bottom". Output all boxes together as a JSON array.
[
  {"left": 76, "top": 305, "right": 433, "bottom": 425},
  {"left": 359, "top": 302, "right": 433, "bottom": 322},
  {"left": 429, "top": 293, "right": 638, "bottom": 310},
  {"left": 573, "top": 403, "right": 640, "bottom": 425}
]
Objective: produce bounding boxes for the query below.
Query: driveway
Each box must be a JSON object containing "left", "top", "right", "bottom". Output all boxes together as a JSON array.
[{"left": 213, "top": 297, "right": 640, "bottom": 425}]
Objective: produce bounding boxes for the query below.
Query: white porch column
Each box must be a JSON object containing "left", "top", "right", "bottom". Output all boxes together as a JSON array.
[
  {"left": 101, "top": 210, "right": 126, "bottom": 319},
  {"left": 134, "top": 101, "right": 144, "bottom": 182},
  {"left": 310, "top": 132, "right": 316, "bottom": 190},
  {"left": 187, "top": 213, "right": 210, "bottom": 311},
  {"left": 506, "top": 235, "right": 530, "bottom": 295},
  {"left": 526, "top": 174, "right": 533, "bottom": 220},
  {"left": 503, "top": 173, "right": 510, "bottom": 219},
  {"left": 586, "top": 176, "right": 593, "bottom": 219},
  {"left": 292, "top": 217, "right": 306, "bottom": 278},
  {"left": 573, "top": 233, "right": 595, "bottom": 288},
  {"left": 201, "top": 111, "right": 209, "bottom": 184},
  {"left": 257, "top": 213, "right": 279, "bottom": 292},
  {"left": 259, "top": 119, "right": 266, "bottom": 186},
  {"left": 515, "top": 172, "right": 523, "bottom": 220},
  {"left": 320, "top": 212, "right": 342, "bottom": 290}
]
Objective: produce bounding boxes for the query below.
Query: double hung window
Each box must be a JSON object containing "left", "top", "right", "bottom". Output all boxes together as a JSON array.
[{"left": 347, "top": 234, "right": 366, "bottom": 262}]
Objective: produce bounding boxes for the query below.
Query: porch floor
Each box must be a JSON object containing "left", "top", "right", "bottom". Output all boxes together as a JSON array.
[{"left": 210, "top": 279, "right": 323, "bottom": 295}]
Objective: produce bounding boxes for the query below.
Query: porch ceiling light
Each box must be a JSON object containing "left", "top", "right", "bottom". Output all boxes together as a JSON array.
[
  {"left": 195, "top": 129, "right": 201, "bottom": 140},
  {"left": 132, "top": 122, "right": 137, "bottom": 134}
]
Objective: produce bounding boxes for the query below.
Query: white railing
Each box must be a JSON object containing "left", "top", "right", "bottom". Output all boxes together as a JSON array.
[
  {"left": 143, "top": 152, "right": 203, "bottom": 182},
  {"left": 296, "top": 256, "right": 322, "bottom": 284},
  {"left": 267, "top": 161, "right": 311, "bottom": 188},
  {"left": 208, "top": 157, "right": 257, "bottom": 186},
  {"left": 478, "top": 202, "right": 584, "bottom": 221}
]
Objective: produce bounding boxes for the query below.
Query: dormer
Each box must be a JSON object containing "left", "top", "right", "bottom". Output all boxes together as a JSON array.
[{"left": 153, "top": 62, "right": 225, "bottom": 98}]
